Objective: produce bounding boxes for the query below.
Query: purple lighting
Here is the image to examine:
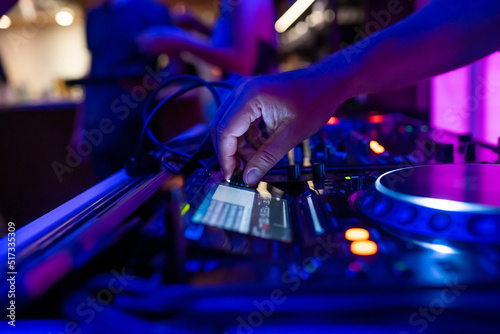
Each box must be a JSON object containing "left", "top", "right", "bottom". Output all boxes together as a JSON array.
[
  {"left": 480, "top": 53, "right": 500, "bottom": 145},
  {"left": 431, "top": 66, "right": 471, "bottom": 134},
  {"left": 431, "top": 53, "right": 500, "bottom": 145}
]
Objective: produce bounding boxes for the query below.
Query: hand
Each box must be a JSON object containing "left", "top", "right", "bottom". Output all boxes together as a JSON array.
[
  {"left": 136, "top": 26, "right": 191, "bottom": 55},
  {"left": 211, "top": 68, "right": 347, "bottom": 186}
]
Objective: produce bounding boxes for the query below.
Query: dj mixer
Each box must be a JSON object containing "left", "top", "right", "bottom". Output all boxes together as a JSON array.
[{"left": 2, "top": 113, "right": 500, "bottom": 333}]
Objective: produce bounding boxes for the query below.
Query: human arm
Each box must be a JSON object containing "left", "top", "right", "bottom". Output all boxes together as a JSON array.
[{"left": 211, "top": 0, "right": 500, "bottom": 185}]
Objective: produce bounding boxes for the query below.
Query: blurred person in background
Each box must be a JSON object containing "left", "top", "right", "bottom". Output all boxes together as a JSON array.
[
  {"left": 137, "top": 0, "right": 278, "bottom": 83},
  {"left": 72, "top": 0, "right": 174, "bottom": 180}
]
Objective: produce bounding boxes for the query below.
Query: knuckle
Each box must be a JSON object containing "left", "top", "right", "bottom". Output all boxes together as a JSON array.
[{"left": 257, "top": 149, "right": 279, "bottom": 167}]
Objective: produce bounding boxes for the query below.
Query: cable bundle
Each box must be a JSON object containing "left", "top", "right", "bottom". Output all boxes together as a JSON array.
[{"left": 126, "top": 75, "right": 233, "bottom": 177}]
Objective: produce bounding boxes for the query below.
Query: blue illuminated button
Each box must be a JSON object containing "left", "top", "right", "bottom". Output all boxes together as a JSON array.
[
  {"left": 467, "top": 216, "right": 498, "bottom": 236},
  {"left": 397, "top": 205, "right": 418, "bottom": 225},
  {"left": 429, "top": 213, "right": 452, "bottom": 231},
  {"left": 373, "top": 197, "right": 392, "bottom": 217}
]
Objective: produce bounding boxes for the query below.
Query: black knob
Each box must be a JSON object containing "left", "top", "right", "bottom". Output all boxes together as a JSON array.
[
  {"left": 497, "top": 137, "right": 500, "bottom": 162},
  {"left": 442, "top": 144, "right": 454, "bottom": 163},
  {"left": 350, "top": 176, "right": 364, "bottom": 191},
  {"left": 288, "top": 164, "right": 301, "bottom": 180},
  {"left": 313, "top": 163, "right": 326, "bottom": 179},
  {"left": 458, "top": 134, "right": 472, "bottom": 153},
  {"left": 465, "top": 142, "right": 476, "bottom": 162}
]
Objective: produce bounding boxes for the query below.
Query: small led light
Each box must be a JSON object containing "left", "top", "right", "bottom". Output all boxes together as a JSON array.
[
  {"left": 351, "top": 240, "right": 378, "bottom": 256},
  {"left": 369, "top": 115, "right": 383, "bottom": 123},
  {"left": 180, "top": 204, "right": 190, "bottom": 216},
  {"left": 345, "top": 176, "right": 351, "bottom": 180},
  {"left": 345, "top": 228, "right": 369, "bottom": 241},
  {"left": 327, "top": 117, "right": 339, "bottom": 125}
]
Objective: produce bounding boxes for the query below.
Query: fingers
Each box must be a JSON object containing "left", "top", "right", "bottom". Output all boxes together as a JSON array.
[
  {"left": 211, "top": 79, "right": 261, "bottom": 180},
  {"left": 243, "top": 121, "right": 296, "bottom": 186},
  {"left": 237, "top": 136, "right": 257, "bottom": 162}
]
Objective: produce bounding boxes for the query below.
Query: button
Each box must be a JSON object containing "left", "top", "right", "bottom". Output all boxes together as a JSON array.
[
  {"left": 458, "top": 133, "right": 472, "bottom": 153},
  {"left": 288, "top": 164, "right": 301, "bottom": 180},
  {"left": 397, "top": 205, "right": 418, "bottom": 225},
  {"left": 228, "top": 170, "right": 246, "bottom": 187},
  {"left": 442, "top": 144, "right": 454, "bottom": 163},
  {"left": 351, "top": 240, "right": 378, "bottom": 256},
  {"left": 498, "top": 137, "right": 500, "bottom": 161},
  {"left": 313, "top": 163, "right": 326, "bottom": 179},
  {"left": 464, "top": 142, "right": 476, "bottom": 162},
  {"left": 345, "top": 228, "right": 369, "bottom": 241},
  {"left": 467, "top": 216, "right": 498, "bottom": 236},
  {"left": 429, "top": 213, "right": 451, "bottom": 231},
  {"left": 350, "top": 176, "right": 364, "bottom": 191},
  {"left": 373, "top": 197, "right": 392, "bottom": 217}
]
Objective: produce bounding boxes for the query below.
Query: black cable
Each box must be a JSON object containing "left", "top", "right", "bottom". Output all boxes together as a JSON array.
[{"left": 133, "top": 74, "right": 234, "bottom": 176}]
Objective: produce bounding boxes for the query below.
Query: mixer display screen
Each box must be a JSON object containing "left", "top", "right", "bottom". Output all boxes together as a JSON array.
[{"left": 192, "top": 184, "right": 291, "bottom": 242}]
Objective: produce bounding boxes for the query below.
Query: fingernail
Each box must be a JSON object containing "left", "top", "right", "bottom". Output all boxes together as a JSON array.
[{"left": 244, "top": 168, "right": 262, "bottom": 186}]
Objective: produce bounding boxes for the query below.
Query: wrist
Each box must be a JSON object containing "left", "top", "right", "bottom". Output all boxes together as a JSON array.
[{"left": 300, "top": 55, "right": 358, "bottom": 111}]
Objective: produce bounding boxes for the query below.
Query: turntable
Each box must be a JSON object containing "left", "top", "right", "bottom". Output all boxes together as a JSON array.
[{"left": 357, "top": 164, "right": 500, "bottom": 244}]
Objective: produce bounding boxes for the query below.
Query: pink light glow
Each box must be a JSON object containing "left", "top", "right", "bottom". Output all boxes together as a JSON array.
[
  {"left": 431, "top": 66, "right": 471, "bottom": 134},
  {"left": 480, "top": 53, "right": 500, "bottom": 145}
]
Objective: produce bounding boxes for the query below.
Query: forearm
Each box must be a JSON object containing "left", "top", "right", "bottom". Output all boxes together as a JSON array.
[
  {"left": 312, "top": 0, "right": 500, "bottom": 100},
  {"left": 181, "top": 36, "right": 255, "bottom": 76}
]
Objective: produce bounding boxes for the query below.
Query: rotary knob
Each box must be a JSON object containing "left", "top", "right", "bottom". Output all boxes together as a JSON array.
[
  {"left": 313, "top": 163, "right": 326, "bottom": 179},
  {"left": 288, "top": 164, "right": 301, "bottom": 180},
  {"left": 465, "top": 142, "right": 476, "bottom": 162}
]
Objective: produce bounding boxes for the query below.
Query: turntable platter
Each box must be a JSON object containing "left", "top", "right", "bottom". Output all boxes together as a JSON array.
[{"left": 357, "top": 164, "right": 500, "bottom": 243}]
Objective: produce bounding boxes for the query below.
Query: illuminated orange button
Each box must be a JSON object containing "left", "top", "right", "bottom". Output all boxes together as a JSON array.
[
  {"left": 369, "top": 140, "right": 385, "bottom": 154},
  {"left": 351, "top": 240, "right": 378, "bottom": 256},
  {"left": 345, "top": 228, "right": 370, "bottom": 241}
]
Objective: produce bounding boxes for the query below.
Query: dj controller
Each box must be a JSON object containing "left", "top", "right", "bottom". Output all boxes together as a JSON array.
[{"left": 2, "top": 113, "right": 500, "bottom": 333}]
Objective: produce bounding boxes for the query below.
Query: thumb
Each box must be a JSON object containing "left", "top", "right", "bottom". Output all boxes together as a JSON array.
[{"left": 243, "top": 122, "right": 296, "bottom": 186}]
